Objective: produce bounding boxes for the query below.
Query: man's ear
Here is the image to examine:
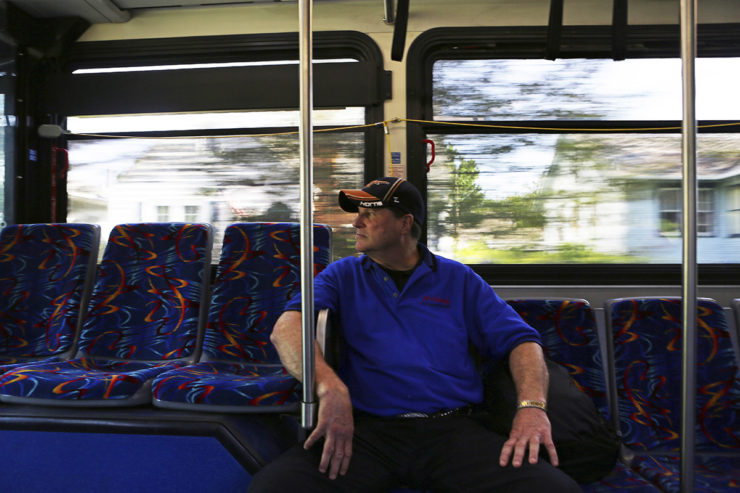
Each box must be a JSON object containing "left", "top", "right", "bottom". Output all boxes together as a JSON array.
[{"left": 401, "top": 213, "right": 414, "bottom": 234}]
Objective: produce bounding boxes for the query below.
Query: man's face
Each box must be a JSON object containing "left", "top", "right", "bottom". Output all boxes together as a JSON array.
[{"left": 352, "top": 207, "right": 405, "bottom": 254}]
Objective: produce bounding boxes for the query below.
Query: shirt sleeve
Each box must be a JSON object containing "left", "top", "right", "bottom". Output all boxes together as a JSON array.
[
  {"left": 464, "top": 268, "right": 542, "bottom": 361},
  {"left": 283, "top": 259, "right": 342, "bottom": 313}
]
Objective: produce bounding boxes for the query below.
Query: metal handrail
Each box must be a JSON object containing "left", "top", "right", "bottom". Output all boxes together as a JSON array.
[
  {"left": 679, "top": 0, "right": 698, "bottom": 491},
  {"left": 298, "top": 0, "right": 317, "bottom": 432}
]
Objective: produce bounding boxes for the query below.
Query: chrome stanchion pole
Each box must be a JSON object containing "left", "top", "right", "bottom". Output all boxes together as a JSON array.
[
  {"left": 298, "top": 0, "right": 317, "bottom": 432},
  {"left": 679, "top": 0, "right": 697, "bottom": 491}
]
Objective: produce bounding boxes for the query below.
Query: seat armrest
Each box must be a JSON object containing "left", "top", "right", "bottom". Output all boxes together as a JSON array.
[
  {"left": 316, "top": 308, "right": 330, "bottom": 357},
  {"left": 316, "top": 308, "right": 341, "bottom": 369}
]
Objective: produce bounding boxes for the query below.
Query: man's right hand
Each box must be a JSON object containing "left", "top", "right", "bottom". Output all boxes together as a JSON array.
[
  {"left": 271, "top": 311, "right": 354, "bottom": 479},
  {"left": 303, "top": 380, "right": 354, "bottom": 480}
]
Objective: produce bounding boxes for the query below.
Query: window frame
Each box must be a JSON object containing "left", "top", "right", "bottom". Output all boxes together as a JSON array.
[
  {"left": 406, "top": 24, "right": 740, "bottom": 285},
  {"left": 36, "top": 31, "right": 388, "bottom": 226}
]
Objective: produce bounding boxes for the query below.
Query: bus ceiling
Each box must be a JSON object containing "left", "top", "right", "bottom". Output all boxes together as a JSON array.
[{"left": 8, "top": 0, "right": 392, "bottom": 25}]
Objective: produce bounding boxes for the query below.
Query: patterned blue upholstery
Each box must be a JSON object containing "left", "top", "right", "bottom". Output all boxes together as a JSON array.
[
  {"left": 0, "top": 223, "right": 212, "bottom": 406},
  {"left": 0, "top": 223, "right": 99, "bottom": 367},
  {"left": 607, "top": 297, "right": 740, "bottom": 492},
  {"left": 507, "top": 298, "right": 661, "bottom": 490},
  {"left": 630, "top": 454, "right": 740, "bottom": 493},
  {"left": 152, "top": 223, "right": 331, "bottom": 412},
  {"left": 506, "top": 298, "right": 610, "bottom": 419}
]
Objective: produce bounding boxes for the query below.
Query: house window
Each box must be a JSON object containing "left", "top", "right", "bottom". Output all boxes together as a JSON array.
[
  {"left": 184, "top": 206, "right": 199, "bottom": 222},
  {"left": 658, "top": 188, "right": 681, "bottom": 235},
  {"left": 156, "top": 205, "right": 169, "bottom": 222},
  {"left": 658, "top": 188, "right": 714, "bottom": 236},
  {"left": 698, "top": 189, "right": 714, "bottom": 236},
  {"left": 729, "top": 186, "right": 740, "bottom": 237}
]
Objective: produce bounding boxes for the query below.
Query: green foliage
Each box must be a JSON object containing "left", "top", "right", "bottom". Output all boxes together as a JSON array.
[
  {"left": 455, "top": 241, "right": 643, "bottom": 264},
  {"left": 489, "top": 192, "right": 546, "bottom": 229}
]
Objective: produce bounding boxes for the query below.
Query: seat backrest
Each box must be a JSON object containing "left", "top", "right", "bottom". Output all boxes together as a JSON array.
[
  {"left": 0, "top": 223, "right": 99, "bottom": 360},
  {"left": 76, "top": 223, "right": 212, "bottom": 362},
  {"left": 201, "top": 223, "right": 331, "bottom": 364},
  {"left": 506, "top": 298, "right": 610, "bottom": 420},
  {"left": 732, "top": 298, "right": 740, "bottom": 360},
  {"left": 606, "top": 297, "right": 740, "bottom": 453}
]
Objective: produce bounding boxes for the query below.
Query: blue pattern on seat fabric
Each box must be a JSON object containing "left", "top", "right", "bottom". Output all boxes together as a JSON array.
[
  {"left": 630, "top": 454, "right": 740, "bottom": 493},
  {"left": 0, "top": 223, "right": 211, "bottom": 405},
  {"left": 607, "top": 297, "right": 740, "bottom": 491},
  {"left": 0, "top": 224, "right": 99, "bottom": 366},
  {"left": 152, "top": 223, "right": 331, "bottom": 412},
  {"left": 506, "top": 298, "right": 610, "bottom": 420},
  {"left": 506, "top": 298, "right": 661, "bottom": 489},
  {"left": 153, "top": 361, "right": 299, "bottom": 408},
  {"left": 608, "top": 297, "right": 739, "bottom": 452}
]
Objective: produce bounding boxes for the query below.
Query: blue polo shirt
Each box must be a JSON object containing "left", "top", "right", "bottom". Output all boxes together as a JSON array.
[{"left": 285, "top": 245, "right": 541, "bottom": 417}]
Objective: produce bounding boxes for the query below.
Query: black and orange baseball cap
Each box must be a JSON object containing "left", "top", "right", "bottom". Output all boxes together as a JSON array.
[{"left": 338, "top": 177, "right": 425, "bottom": 226}]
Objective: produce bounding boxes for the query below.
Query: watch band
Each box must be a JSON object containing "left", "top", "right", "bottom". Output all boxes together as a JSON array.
[{"left": 517, "top": 400, "right": 547, "bottom": 411}]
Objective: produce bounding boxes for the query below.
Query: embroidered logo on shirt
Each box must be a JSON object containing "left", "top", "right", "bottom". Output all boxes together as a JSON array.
[{"left": 421, "top": 295, "right": 451, "bottom": 307}]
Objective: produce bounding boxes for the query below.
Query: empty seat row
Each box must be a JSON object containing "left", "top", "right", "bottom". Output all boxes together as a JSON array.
[
  {"left": 0, "top": 222, "right": 331, "bottom": 413},
  {"left": 504, "top": 297, "right": 739, "bottom": 492}
]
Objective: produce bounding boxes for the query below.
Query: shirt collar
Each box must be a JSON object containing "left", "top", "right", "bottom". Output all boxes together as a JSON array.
[{"left": 360, "top": 243, "right": 437, "bottom": 272}]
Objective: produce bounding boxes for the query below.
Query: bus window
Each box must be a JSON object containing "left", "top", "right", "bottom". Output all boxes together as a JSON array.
[
  {"left": 0, "top": 66, "right": 11, "bottom": 228},
  {"left": 58, "top": 33, "right": 387, "bottom": 260},
  {"left": 67, "top": 109, "right": 366, "bottom": 260},
  {"left": 425, "top": 57, "right": 740, "bottom": 265},
  {"left": 433, "top": 58, "right": 740, "bottom": 121}
]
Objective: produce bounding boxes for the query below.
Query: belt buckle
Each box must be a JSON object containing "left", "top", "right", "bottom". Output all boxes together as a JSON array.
[{"left": 397, "top": 411, "right": 429, "bottom": 418}]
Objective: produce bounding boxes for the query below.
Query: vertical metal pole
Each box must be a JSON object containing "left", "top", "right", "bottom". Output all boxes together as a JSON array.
[
  {"left": 298, "top": 0, "right": 317, "bottom": 431},
  {"left": 384, "top": 0, "right": 395, "bottom": 24},
  {"left": 679, "top": 0, "right": 697, "bottom": 491}
]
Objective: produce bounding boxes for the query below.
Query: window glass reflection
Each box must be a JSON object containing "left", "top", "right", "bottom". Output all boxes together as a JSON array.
[
  {"left": 426, "top": 133, "right": 740, "bottom": 264},
  {"left": 67, "top": 132, "right": 364, "bottom": 260},
  {"left": 433, "top": 58, "right": 740, "bottom": 121}
]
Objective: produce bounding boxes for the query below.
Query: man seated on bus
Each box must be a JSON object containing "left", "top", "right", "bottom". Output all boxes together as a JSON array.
[{"left": 248, "top": 177, "right": 580, "bottom": 493}]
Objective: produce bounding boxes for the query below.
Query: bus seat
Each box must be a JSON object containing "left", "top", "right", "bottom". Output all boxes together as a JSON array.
[
  {"left": 151, "top": 222, "right": 331, "bottom": 413},
  {"left": 0, "top": 223, "right": 212, "bottom": 407},
  {"left": 605, "top": 297, "right": 740, "bottom": 492},
  {"left": 732, "top": 299, "right": 740, "bottom": 361},
  {"left": 0, "top": 223, "right": 99, "bottom": 367},
  {"left": 507, "top": 298, "right": 662, "bottom": 491},
  {"left": 505, "top": 298, "right": 611, "bottom": 421}
]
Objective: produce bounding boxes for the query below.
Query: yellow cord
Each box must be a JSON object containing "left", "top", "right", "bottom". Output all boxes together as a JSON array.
[{"left": 70, "top": 118, "right": 740, "bottom": 140}]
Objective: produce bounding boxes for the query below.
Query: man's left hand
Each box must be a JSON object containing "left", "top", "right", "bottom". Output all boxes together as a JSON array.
[{"left": 498, "top": 407, "right": 558, "bottom": 468}]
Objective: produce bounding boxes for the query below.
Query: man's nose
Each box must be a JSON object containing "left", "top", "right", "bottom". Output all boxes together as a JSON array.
[{"left": 352, "top": 215, "right": 363, "bottom": 228}]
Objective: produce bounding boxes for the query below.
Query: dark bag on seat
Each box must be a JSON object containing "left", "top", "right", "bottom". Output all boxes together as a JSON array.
[{"left": 478, "top": 358, "right": 620, "bottom": 484}]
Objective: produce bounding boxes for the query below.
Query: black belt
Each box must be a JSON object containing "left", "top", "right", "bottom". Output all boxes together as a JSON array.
[{"left": 395, "top": 404, "right": 472, "bottom": 419}]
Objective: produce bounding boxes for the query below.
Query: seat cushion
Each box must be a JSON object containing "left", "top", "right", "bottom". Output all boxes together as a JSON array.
[
  {"left": 152, "top": 361, "right": 300, "bottom": 411},
  {"left": 0, "top": 357, "right": 186, "bottom": 405}
]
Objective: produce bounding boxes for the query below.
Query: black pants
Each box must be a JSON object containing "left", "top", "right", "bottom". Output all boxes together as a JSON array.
[{"left": 247, "top": 413, "right": 581, "bottom": 493}]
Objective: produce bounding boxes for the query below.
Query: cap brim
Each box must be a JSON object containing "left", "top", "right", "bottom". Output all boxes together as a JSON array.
[{"left": 338, "top": 189, "right": 380, "bottom": 213}]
